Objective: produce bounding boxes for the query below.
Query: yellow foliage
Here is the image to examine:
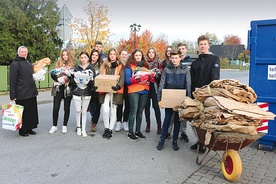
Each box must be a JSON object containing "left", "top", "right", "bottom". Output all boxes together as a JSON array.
[{"left": 70, "top": 1, "right": 111, "bottom": 52}]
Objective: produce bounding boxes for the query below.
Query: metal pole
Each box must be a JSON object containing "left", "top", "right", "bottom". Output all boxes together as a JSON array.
[
  {"left": 130, "top": 23, "right": 141, "bottom": 50},
  {"left": 63, "top": 6, "right": 66, "bottom": 47},
  {"left": 134, "top": 31, "right": 136, "bottom": 49}
]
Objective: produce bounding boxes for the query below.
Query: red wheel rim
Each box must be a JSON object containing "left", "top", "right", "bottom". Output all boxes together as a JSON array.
[{"left": 225, "top": 156, "right": 234, "bottom": 174}]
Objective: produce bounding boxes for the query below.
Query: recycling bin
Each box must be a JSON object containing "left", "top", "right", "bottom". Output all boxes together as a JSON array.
[{"left": 248, "top": 19, "right": 276, "bottom": 150}]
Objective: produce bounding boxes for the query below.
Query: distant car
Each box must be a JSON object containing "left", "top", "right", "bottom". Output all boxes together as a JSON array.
[{"left": 242, "top": 62, "right": 250, "bottom": 67}]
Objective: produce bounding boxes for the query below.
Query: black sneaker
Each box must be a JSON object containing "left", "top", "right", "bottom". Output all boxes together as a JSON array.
[
  {"left": 180, "top": 132, "right": 189, "bottom": 142},
  {"left": 190, "top": 142, "right": 198, "bottom": 150},
  {"left": 156, "top": 141, "right": 164, "bottom": 150},
  {"left": 135, "top": 131, "right": 146, "bottom": 139},
  {"left": 102, "top": 129, "right": 108, "bottom": 138},
  {"left": 128, "top": 133, "right": 138, "bottom": 141},
  {"left": 172, "top": 141, "right": 179, "bottom": 151},
  {"left": 106, "top": 129, "right": 113, "bottom": 139}
]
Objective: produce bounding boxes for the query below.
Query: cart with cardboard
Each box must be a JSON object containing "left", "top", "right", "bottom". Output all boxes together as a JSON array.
[
  {"left": 192, "top": 126, "right": 264, "bottom": 182},
  {"left": 178, "top": 79, "right": 276, "bottom": 183}
]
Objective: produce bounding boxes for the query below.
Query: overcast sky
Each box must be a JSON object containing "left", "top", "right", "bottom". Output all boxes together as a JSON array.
[{"left": 57, "top": 0, "right": 276, "bottom": 46}]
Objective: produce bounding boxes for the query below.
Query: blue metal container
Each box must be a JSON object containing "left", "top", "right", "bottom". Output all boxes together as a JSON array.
[{"left": 248, "top": 19, "right": 276, "bottom": 150}]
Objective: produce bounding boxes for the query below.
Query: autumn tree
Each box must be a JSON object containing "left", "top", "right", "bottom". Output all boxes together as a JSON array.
[
  {"left": 117, "top": 29, "right": 168, "bottom": 60},
  {"left": 202, "top": 32, "right": 221, "bottom": 45},
  {"left": 117, "top": 36, "right": 133, "bottom": 54},
  {"left": 223, "top": 34, "right": 241, "bottom": 45},
  {"left": 222, "top": 35, "right": 243, "bottom": 62},
  {"left": 71, "top": 1, "right": 111, "bottom": 52},
  {"left": 0, "top": 0, "right": 62, "bottom": 64},
  {"left": 151, "top": 34, "right": 168, "bottom": 60},
  {"left": 238, "top": 49, "right": 250, "bottom": 63},
  {"left": 220, "top": 57, "right": 229, "bottom": 68}
]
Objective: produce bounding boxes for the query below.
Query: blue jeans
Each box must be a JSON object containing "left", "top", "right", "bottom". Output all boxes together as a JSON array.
[
  {"left": 159, "top": 108, "right": 180, "bottom": 142},
  {"left": 128, "top": 92, "right": 148, "bottom": 134}
]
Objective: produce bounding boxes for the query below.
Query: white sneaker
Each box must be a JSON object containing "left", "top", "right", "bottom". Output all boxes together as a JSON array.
[
  {"left": 122, "top": 122, "right": 129, "bottom": 132},
  {"left": 82, "top": 130, "right": 87, "bottom": 137},
  {"left": 49, "top": 126, "right": 57, "bottom": 134},
  {"left": 115, "top": 122, "right": 122, "bottom": 132},
  {"left": 62, "top": 126, "right": 67, "bottom": 134},
  {"left": 77, "top": 128, "right": 81, "bottom": 136}
]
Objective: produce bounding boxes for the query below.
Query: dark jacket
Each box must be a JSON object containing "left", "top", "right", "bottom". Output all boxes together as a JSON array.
[
  {"left": 158, "top": 62, "right": 191, "bottom": 102},
  {"left": 9, "top": 56, "right": 38, "bottom": 100},
  {"left": 161, "top": 59, "right": 170, "bottom": 68},
  {"left": 100, "top": 52, "right": 107, "bottom": 63},
  {"left": 190, "top": 54, "right": 220, "bottom": 93},
  {"left": 91, "top": 61, "right": 101, "bottom": 99},
  {"left": 180, "top": 55, "right": 193, "bottom": 68},
  {"left": 162, "top": 55, "right": 192, "bottom": 69},
  {"left": 72, "top": 64, "right": 96, "bottom": 97}
]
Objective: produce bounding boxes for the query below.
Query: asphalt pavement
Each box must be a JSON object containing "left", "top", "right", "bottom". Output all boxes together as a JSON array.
[{"left": 1, "top": 71, "right": 276, "bottom": 184}]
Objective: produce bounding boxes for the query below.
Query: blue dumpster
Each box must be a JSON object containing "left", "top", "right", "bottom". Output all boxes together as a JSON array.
[{"left": 248, "top": 19, "right": 276, "bottom": 150}]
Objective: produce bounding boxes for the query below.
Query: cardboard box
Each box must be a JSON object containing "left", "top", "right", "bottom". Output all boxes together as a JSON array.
[
  {"left": 95, "top": 74, "right": 120, "bottom": 93},
  {"left": 161, "top": 89, "right": 186, "bottom": 108}
]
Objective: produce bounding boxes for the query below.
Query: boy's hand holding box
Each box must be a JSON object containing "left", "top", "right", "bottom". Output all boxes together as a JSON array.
[{"left": 160, "top": 89, "right": 186, "bottom": 108}]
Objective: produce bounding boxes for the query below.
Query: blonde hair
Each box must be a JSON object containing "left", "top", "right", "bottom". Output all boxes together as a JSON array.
[
  {"left": 55, "top": 49, "right": 74, "bottom": 68},
  {"left": 197, "top": 35, "right": 210, "bottom": 45}
]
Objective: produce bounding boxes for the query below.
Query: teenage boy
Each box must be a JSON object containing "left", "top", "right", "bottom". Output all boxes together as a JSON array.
[
  {"left": 166, "top": 43, "right": 193, "bottom": 142},
  {"left": 156, "top": 50, "right": 191, "bottom": 151},
  {"left": 190, "top": 35, "right": 220, "bottom": 153},
  {"left": 178, "top": 43, "right": 193, "bottom": 142},
  {"left": 178, "top": 43, "right": 193, "bottom": 67},
  {"left": 94, "top": 41, "right": 107, "bottom": 62}
]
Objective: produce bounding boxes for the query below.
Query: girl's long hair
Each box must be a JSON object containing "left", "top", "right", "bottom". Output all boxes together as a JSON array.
[
  {"left": 89, "top": 49, "right": 101, "bottom": 69},
  {"left": 125, "top": 49, "right": 149, "bottom": 68},
  {"left": 100, "top": 48, "right": 122, "bottom": 73},
  {"left": 55, "top": 48, "right": 74, "bottom": 68},
  {"left": 146, "top": 47, "right": 158, "bottom": 62},
  {"left": 106, "top": 48, "right": 120, "bottom": 63},
  {"left": 163, "top": 45, "right": 174, "bottom": 63}
]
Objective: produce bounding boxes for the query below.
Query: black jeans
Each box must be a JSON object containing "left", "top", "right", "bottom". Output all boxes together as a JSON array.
[
  {"left": 116, "top": 92, "right": 130, "bottom": 122},
  {"left": 144, "top": 83, "right": 161, "bottom": 124},
  {"left": 89, "top": 92, "right": 101, "bottom": 124},
  {"left": 52, "top": 87, "right": 72, "bottom": 126}
]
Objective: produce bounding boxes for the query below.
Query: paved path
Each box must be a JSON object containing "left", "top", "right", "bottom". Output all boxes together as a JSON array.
[{"left": 1, "top": 85, "right": 276, "bottom": 183}]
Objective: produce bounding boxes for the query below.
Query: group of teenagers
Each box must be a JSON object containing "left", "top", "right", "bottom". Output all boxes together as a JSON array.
[{"left": 9, "top": 35, "right": 220, "bottom": 152}]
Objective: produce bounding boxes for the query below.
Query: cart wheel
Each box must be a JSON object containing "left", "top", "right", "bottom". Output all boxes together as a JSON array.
[{"left": 221, "top": 149, "right": 242, "bottom": 182}]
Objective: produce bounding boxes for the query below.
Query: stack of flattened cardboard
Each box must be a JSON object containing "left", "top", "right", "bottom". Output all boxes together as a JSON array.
[
  {"left": 192, "top": 79, "right": 257, "bottom": 104},
  {"left": 178, "top": 79, "right": 275, "bottom": 135}
]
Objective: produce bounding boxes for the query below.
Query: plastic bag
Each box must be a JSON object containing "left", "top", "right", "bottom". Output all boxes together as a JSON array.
[
  {"left": 1, "top": 104, "right": 24, "bottom": 131},
  {"left": 74, "top": 70, "right": 94, "bottom": 89},
  {"left": 33, "top": 67, "right": 48, "bottom": 81}
]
